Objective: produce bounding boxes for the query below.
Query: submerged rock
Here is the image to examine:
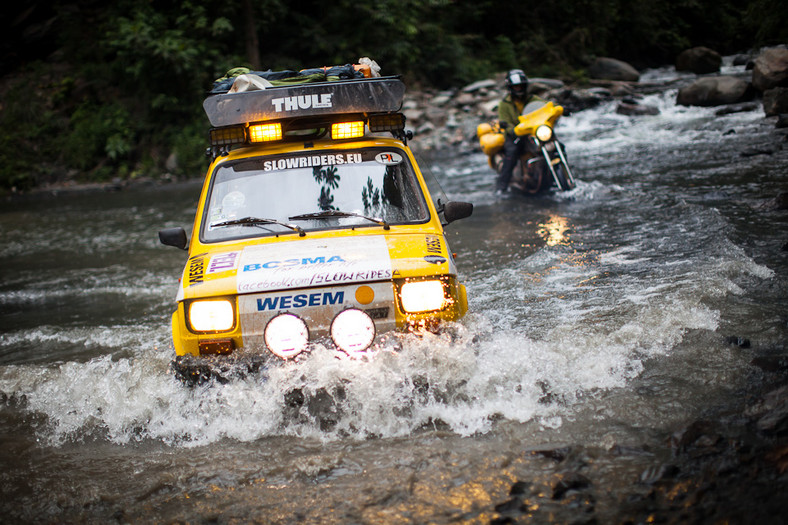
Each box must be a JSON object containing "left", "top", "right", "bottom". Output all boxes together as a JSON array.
[
  {"left": 616, "top": 101, "right": 660, "bottom": 116},
  {"left": 715, "top": 102, "right": 760, "bottom": 115},
  {"left": 550, "top": 471, "right": 592, "bottom": 499}
]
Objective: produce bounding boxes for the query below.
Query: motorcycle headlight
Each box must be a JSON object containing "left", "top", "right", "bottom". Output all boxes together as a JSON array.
[
  {"left": 535, "top": 124, "right": 553, "bottom": 142},
  {"left": 331, "top": 309, "right": 376, "bottom": 355},
  {"left": 265, "top": 313, "right": 309, "bottom": 359},
  {"left": 400, "top": 280, "right": 446, "bottom": 313},
  {"left": 188, "top": 299, "right": 234, "bottom": 332}
]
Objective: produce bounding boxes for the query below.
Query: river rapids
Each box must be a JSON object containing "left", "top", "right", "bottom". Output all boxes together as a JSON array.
[{"left": 1, "top": 61, "right": 787, "bottom": 523}]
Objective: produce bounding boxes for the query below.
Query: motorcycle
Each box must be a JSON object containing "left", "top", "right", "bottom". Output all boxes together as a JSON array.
[{"left": 477, "top": 100, "right": 576, "bottom": 194}]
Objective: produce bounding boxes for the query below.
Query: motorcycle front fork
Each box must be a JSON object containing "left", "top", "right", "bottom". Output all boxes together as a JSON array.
[{"left": 534, "top": 137, "right": 576, "bottom": 190}]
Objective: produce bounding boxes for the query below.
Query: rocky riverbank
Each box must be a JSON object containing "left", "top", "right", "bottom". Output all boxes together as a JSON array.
[
  {"left": 398, "top": 47, "right": 788, "bottom": 524},
  {"left": 490, "top": 351, "right": 788, "bottom": 523},
  {"left": 403, "top": 46, "right": 788, "bottom": 157}
]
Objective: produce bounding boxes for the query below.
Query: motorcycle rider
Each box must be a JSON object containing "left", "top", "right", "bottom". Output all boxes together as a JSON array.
[{"left": 496, "top": 69, "right": 543, "bottom": 193}]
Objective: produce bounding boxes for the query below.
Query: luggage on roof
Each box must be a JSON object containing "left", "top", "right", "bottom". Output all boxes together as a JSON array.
[
  {"left": 203, "top": 76, "right": 405, "bottom": 127},
  {"left": 210, "top": 58, "right": 381, "bottom": 94}
]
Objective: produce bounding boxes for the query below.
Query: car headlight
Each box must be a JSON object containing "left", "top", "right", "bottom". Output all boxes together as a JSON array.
[
  {"left": 535, "top": 124, "right": 553, "bottom": 142},
  {"left": 188, "top": 299, "right": 234, "bottom": 332},
  {"left": 265, "top": 313, "right": 309, "bottom": 359},
  {"left": 331, "top": 309, "right": 376, "bottom": 355},
  {"left": 400, "top": 280, "right": 446, "bottom": 313}
]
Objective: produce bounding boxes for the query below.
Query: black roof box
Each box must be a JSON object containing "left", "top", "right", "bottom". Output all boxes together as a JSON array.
[{"left": 203, "top": 76, "right": 406, "bottom": 127}]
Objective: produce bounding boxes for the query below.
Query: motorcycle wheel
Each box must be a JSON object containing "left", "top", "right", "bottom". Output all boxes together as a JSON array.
[
  {"left": 552, "top": 162, "right": 574, "bottom": 191},
  {"left": 520, "top": 161, "right": 544, "bottom": 193},
  {"left": 493, "top": 153, "right": 548, "bottom": 194}
]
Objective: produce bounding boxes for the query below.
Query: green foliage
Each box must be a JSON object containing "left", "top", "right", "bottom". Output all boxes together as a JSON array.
[
  {"left": 169, "top": 119, "right": 212, "bottom": 177},
  {"left": 61, "top": 103, "right": 133, "bottom": 169},
  {"left": 1, "top": 0, "right": 784, "bottom": 191},
  {"left": 744, "top": 0, "right": 788, "bottom": 46},
  {"left": 0, "top": 67, "right": 67, "bottom": 190}
]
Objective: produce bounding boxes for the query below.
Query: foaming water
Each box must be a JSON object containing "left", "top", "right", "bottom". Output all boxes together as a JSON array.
[
  {"left": 0, "top": 312, "right": 697, "bottom": 447},
  {"left": 0, "top": 67, "right": 783, "bottom": 456},
  {"left": 3, "top": 64, "right": 788, "bottom": 523},
  {"left": 0, "top": 193, "right": 769, "bottom": 447}
]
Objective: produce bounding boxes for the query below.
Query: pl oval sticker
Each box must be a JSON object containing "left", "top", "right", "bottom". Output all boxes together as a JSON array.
[{"left": 375, "top": 152, "right": 403, "bottom": 165}]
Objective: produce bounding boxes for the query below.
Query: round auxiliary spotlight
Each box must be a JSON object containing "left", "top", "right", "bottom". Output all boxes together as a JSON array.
[
  {"left": 264, "top": 313, "right": 309, "bottom": 359},
  {"left": 330, "top": 309, "right": 376, "bottom": 356}
]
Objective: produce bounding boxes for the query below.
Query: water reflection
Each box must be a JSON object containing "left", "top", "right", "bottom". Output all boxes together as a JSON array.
[{"left": 536, "top": 215, "right": 570, "bottom": 247}]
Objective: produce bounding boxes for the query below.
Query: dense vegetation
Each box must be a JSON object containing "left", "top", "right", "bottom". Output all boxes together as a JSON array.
[{"left": 1, "top": 0, "right": 785, "bottom": 191}]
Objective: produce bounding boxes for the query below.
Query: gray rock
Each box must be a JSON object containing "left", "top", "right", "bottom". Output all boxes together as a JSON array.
[
  {"left": 677, "top": 76, "right": 755, "bottom": 107},
  {"left": 616, "top": 101, "right": 660, "bottom": 116},
  {"left": 403, "top": 108, "right": 423, "bottom": 123},
  {"left": 639, "top": 463, "right": 679, "bottom": 485},
  {"left": 415, "top": 121, "right": 435, "bottom": 135},
  {"left": 552, "top": 88, "right": 607, "bottom": 112},
  {"left": 550, "top": 472, "right": 591, "bottom": 499},
  {"left": 529, "top": 77, "right": 565, "bottom": 89},
  {"left": 752, "top": 47, "right": 788, "bottom": 92},
  {"left": 588, "top": 57, "right": 640, "bottom": 82},
  {"left": 479, "top": 99, "right": 500, "bottom": 117},
  {"left": 424, "top": 106, "right": 447, "bottom": 127},
  {"left": 430, "top": 94, "right": 452, "bottom": 107},
  {"left": 714, "top": 102, "right": 759, "bottom": 115},
  {"left": 676, "top": 46, "right": 722, "bottom": 74},
  {"left": 763, "top": 86, "right": 788, "bottom": 116},
  {"left": 462, "top": 79, "right": 497, "bottom": 93},
  {"left": 165, "top": 152, "right": 179, "bottom": 172},
  {"left": 732, "top": 54, "right": 751, "bottom": 66},
  {"left": 453, "top": 92, "right": 476, "bottom": 106}
]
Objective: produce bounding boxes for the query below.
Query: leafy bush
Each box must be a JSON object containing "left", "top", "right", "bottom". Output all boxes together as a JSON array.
[{"left": 1, "top": 0, "right": 785, "bottom": 191}]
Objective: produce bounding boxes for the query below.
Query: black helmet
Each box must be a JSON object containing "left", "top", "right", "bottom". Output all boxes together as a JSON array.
[{"left": 505, "top": 69, "right": 529, "bottom": 97}]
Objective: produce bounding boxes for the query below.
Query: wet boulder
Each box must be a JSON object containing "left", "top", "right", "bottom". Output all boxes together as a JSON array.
[
  {"left": 715, "top": 102, "right": 759, "bottom": 116},
  {"left": 676, "top": 46, "right": 722, "bottom": 74},
  {"left": 752, "top": 47, "right": 788, "bottom": 92},
  {"left": 551, "top": 87, "right": 608, "bottom": 113},
  {"left": 763, "top": 86, "right": 788, "bottom": 116},
  {"left": 529, "top": 77, "right": 566, "bottom": 92},
  {"left": 676, "top": 76, "right": 755, "bottom": 107},
  {"left": 588, "top": 57, "right": 640, "bottom": 82},
  {"left": 550, "top": 471, "right": 591, "bottom": 500},
  {"left": 732, "top": 53, "right": 752, "bottom": 67},
  {"left": 461, "top": 78, "right": 496, "bottom": 94},
  {"left": 616, "top": 100, "right": 660, "bottom": 116}
]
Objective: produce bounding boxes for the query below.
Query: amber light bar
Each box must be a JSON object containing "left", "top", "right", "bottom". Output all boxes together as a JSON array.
[
  {"left": 249, "top": 123, "right": 283, "bottom": 142},
  {"left": 368, "top": 113, "right": 405, "bottom": 133},
  {"left": 209, "top": 125, "right": 246, "bottom": 147},
  {"left": 331, "top": 121, "right": 365, "bottom": 140}
]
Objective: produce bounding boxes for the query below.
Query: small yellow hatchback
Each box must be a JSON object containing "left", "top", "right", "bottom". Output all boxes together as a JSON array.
[{"left": 159, "top": 74, "right": 472, "bottom": 371}]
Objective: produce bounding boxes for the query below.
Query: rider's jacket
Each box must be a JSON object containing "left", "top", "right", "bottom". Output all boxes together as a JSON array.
[{"left": 498, "top": 92, "right": 543, "bottom": 135}]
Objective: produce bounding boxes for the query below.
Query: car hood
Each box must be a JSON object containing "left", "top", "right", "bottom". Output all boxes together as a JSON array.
[{"left": 177, "top": 233, "right": 457, "bottom": 301}]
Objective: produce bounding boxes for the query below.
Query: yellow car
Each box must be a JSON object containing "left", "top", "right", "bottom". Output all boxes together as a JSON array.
[{"left": 159, "top": 75, "right": 472, "bottom": 373}]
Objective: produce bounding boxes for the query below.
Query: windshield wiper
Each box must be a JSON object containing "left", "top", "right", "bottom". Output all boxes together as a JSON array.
[
  {"left": 288, "top": 210, "right": 390, "bottom": 230},
  {"left": 210, "top": 216, "right": 306, "bottom": 236}
]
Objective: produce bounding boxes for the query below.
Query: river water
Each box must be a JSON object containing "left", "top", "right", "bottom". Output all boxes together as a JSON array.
[{"left": 1, "top": 64, "right": 787, "bottom": 523}]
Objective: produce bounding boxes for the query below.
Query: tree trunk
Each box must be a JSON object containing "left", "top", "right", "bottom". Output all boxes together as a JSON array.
[{"left": 243, "top": 0, "right": 261, "bottom": 69}]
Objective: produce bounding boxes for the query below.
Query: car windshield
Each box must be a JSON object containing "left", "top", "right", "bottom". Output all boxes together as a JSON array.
[{"left": 201, "top": 147, "right": 430, "bottom": 242}]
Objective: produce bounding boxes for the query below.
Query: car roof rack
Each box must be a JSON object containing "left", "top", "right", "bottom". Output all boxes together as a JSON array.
[{"left": 203, "top": 76, "right": 406, "bottom": 127}]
